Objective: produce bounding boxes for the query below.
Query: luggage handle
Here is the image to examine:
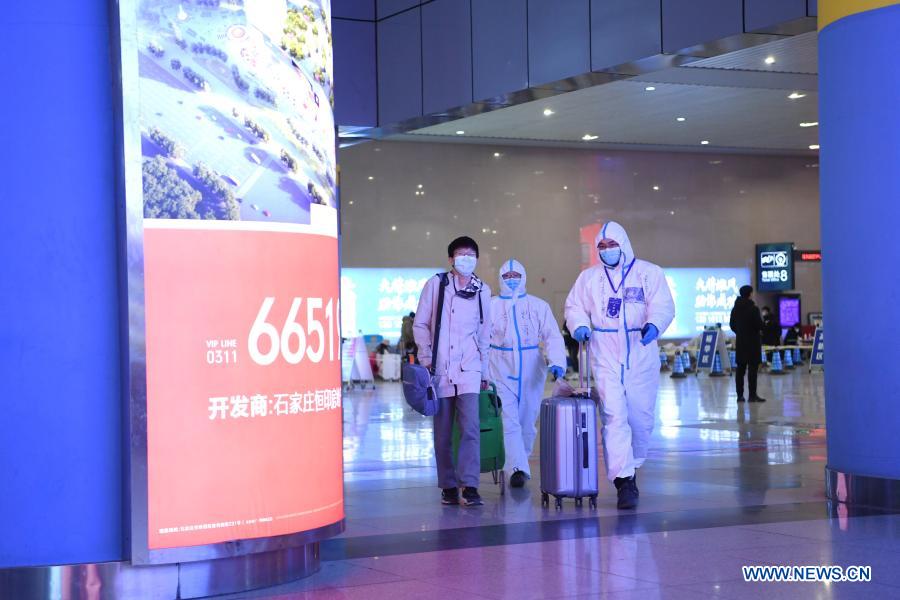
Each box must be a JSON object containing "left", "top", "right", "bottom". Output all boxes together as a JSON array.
[{"left": 578, "top": 341, "right": 593, "bottom": 395}]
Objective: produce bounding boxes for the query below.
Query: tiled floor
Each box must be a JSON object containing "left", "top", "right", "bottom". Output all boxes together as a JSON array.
[{"left": 221, "top": 369, "right": 900, "bottom": 599}]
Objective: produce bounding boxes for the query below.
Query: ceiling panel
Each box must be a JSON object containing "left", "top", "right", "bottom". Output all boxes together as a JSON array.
[{"left": 406, "top": 32, "right": 820, "bottom": 154}]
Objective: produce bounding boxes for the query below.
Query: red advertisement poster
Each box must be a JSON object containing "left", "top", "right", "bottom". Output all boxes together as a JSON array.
[
  {"left": 117, "top": 0, "right": 343, "bottom": 558},
  {"left": 143, "top": 221, "right": 342, "bottom": 549}
]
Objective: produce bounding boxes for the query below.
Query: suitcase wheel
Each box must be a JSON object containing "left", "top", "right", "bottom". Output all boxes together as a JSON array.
[
  {"left": 575, "top": 498, "right": 583, "bottom": 507},
  {"left": 555, "top": 496, "right": 563, "bottom": 510},
  {"left": 541, "top": 492, "right": 549, "bottom": 507},
  {"left": 589, "top": 496, "right": 597, "bottom": 509}
]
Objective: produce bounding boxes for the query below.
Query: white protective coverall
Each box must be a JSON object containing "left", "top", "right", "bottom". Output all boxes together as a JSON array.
[
  {"left": 565, "top": 222, "right": 675, "bottom": 482},
  {"left": 490, "top": 259, "right": 567, "bottom": 479}
]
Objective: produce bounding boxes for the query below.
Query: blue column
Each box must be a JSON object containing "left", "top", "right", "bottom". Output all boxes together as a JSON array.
[
  {"left": 0, "top": 1, "right": 124, "bottom": 566},
  {"left": 820, "top": 2, "right": 900, "bottom": 506}
]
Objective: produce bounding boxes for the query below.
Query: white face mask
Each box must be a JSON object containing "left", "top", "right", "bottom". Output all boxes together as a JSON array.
[{"left": 454, "top": 255, "right": 477, "bottom": 276}]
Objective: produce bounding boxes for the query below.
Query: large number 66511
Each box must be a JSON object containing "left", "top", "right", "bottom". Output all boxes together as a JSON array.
[{"left": 248, "top": 297, "right": 339, "bottom": 366}]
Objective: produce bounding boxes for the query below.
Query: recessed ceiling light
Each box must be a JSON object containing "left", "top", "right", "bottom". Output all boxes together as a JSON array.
[
  {"left": 417, "top": 184, "right": 423, "bottom": 189},
  {"left": 563, "top": 185, "right": 568, "bottom": 190},
  {"left": 455, "top": 130, "right": 465, "bottom": 135},
  {"left": 645, "top": 86, "right": 656, "bottom": 92},
  {"left": 788, "top": 92, "right": 806, "bottom": 100},
  {"left": 582, "top": 134, "right": 599, "bottom": 141},
  {"left": 543, "top": 108, "right": 554, "bottom": 116},
  {"left": 349, "top": 200, "right": 354, "bottom": 205},
  {"left": 493, "top": 152, "right": 501, "bottom": 157},
  {"left": 653, "top": 185, "right": 660, "bottom": 191},
  {"left": 367, "top": 176, "right": 374, "bottom": 180},
  {"left": 800, "top": 122, "right": 819, "bottom": 128},
  {"left": 765, "top": 56, "right": 776, "bottom": 65},
  {"left": 701, "top": 140, "right": 710, "bottom": 145},
  {"left": 391, "top": 225, "right": 397, "bottom": 231},
  {"left": 809, "top": 144, "right": 820, "bottom": 150},
  {"left": 670, "top": 210, "right": 675, "bottom": 215},
  {"left": 676, "top": 117, "right": 686, "bottom": 122}
]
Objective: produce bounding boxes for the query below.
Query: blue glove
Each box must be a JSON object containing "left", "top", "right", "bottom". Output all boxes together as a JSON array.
[
  {"left": 640, "top": 323, "right": 659, "bottom": 346},
  {"left": 549, "top": 365, "right": 565, "bottom": 379},
  {"left": 573, "top": 326, "right": 592, "bottom": 342}
]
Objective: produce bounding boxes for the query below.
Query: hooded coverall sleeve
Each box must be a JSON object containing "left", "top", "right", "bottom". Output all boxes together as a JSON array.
[
  {"left": 413, "top": 277, "right": 437, "bottom": 368},
  {"left": 478, "top": 285, "right": 492, "bottom": 378},
  {"left": 564, "top": 270, "right": 593, "bottom": 333},
  {"left": 540, "top": 302, "right": 568, "bottom": 369},
  {"left": 644, "top": 265, "right": 675, "bottom": 334}
]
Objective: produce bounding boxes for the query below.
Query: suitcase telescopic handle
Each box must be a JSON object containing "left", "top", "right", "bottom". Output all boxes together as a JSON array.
[{"left": 579, "top": 340, "right": 592, "bottom": 391}]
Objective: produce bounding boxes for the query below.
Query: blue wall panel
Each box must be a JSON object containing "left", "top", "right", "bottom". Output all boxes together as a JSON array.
[
  {"left": 334, "top": 19, "right": 377, "bottom": 126},
  {"left": 333, "top": 0, "right": 375, "bottom": 20},
  {"left": 377, "top": 8, "right": 423, "bottom": 125},
  {"left": 472, "top": 0, "right": 528, "bottom": 100},
  {"left": 0, "top": 0, "right": 123, "bottom": 566},
  {"left": 808, "top": 0, "right": 818, "bottom": 17},
  {"left": 745, "top": 0, "right": 807, "bottom": 31},
  {"left": 662, "top": 0, "right": 742, "bottom": 52},
  {"left": 422, "top": 0, "right": 472, "bottom": 114},
  {"left": 591, "top": 0, "right": 661, "bottom": 71},
  {"left": 820, "top": 5, "right": 900, "bottom": 480},
  {"left": 527, "top": 0, "right": 590, "bottom": 86},
  {"left": 377, "top": 0, "right": 419, "bottom": 20}
]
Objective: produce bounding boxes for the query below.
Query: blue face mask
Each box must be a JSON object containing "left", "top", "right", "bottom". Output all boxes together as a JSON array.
[
  {"left": 506, "top": 278, "right": 521, "bottom": 291},
  {"left": 600, "top": 247, "right": 622, "bottom": 266}
]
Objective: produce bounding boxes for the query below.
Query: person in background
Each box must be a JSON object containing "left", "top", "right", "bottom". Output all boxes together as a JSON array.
[
  {"left": 375, "top": 339, "right": 393, "bottom": 355},
  {"left": 562, "top": 325, "right": 579, "bottom": 374},
  {"left": 399, "top": 312, "right": 417, "bottom": 361},
  {"left": 414, "top": 237, "right": 492, "bottom": 507},
  {"left": 729, "top": 286, "right": 766, "bottom": 403},
  {"left": 565, "top": 221, "right": 675, "bottom": 510},
  {"left": 490, "top": 259, "right": 567, "bottom": 488},
  {"left": 761, "top": 307, "right": 781, "bottom": 347},
  {"left": 783, "top": 324, "right": 801, "bottom": 346}
]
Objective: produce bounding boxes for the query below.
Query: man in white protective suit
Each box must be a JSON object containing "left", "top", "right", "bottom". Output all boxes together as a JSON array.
[
  {"left": 565, "top": 222, "right": 675, "bottom": 509},
  {"left": 489, "top": 259, "right": 567, "bottom": 489}
]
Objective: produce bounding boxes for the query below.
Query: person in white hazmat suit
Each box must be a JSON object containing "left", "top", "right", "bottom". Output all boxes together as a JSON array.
[
  {"left": 565, "top": 222, "right": 675, "bottom": 509},
  {"left": 490, "top": 259, "right": 567, "bottom": 488}
]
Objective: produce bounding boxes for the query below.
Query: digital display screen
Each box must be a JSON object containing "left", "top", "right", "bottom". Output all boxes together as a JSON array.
[
  {"left": 343, "top": 267, "right": 749, "bottom": 342},
  {"left": 662, "top": 268, "right": 751, "bottom": 339},
  {"left": 756, "top": 242, "right": 795, "bottom": 292},
  {"left": 120, "top": 0, "right": 343, "bottom": 555},
  {"left": 779, "top": 296, "right": 801, "bottom": 328},
  {"left": 341, "top": 268, "right": 439, "bottom": 341}
]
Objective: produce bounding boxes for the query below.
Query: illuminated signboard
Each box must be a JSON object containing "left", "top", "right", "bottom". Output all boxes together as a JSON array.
[
  {"left": 756, "top": 243, "right": 795, "bottom": 292},
  {"left": 117, "top": 0, "right": 343, "bottom": 561},
  {"left": 795, "top": 249, "right": 822, "bottom": 262}
]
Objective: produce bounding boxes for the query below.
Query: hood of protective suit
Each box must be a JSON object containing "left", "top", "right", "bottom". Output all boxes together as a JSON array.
[
  {"left": 499, "top": 258, "right": 527, "bottom": 297},
  {"left": 594, "top": 221, "right": 636, "bottom": 269}
]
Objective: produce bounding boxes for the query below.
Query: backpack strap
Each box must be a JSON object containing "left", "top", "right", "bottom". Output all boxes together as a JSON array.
[{"left": 430, "top": 273, "right": 448, "bottom": 376}]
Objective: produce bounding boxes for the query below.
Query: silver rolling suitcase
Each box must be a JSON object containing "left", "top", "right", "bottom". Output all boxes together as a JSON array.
[{"left": 540, "top": 343, "right": 599, "bottom": 509}]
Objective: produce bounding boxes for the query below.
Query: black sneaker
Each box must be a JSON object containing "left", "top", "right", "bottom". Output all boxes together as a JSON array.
[
  {"left": 441, "top": 488, "right": 459, "bottom": 505},
  {"left": 510, "top": 470, "right": 527, "bottom": 488},
  {"left": 737, "top": 396, "right": 747, "bottom": 402},
  {"left": 461, "top": 487, "right": 483, "bottom": 507},
  {"left": 750, "top": 396, "right": 767, "bottom": 403},
  {"left": 614, "top": 477, "right": 638, "bottom": 510}
]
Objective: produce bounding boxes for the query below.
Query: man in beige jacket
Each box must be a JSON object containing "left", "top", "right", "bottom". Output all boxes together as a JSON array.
[{"left": 414, "top": 236, "right": 492, "bottom": 507}]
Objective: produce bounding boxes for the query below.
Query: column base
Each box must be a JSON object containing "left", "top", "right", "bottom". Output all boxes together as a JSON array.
[
  {"left": 0, "top": 542, "right": 319, "bottom": 599},
  {"left": 826, "top": 466, "right": 900, "bottom": 510}
]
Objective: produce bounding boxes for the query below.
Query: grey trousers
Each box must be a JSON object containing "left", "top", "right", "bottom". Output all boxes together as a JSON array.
[{"left": 433, "top": 393, "right": 481, "bottom": 489}]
